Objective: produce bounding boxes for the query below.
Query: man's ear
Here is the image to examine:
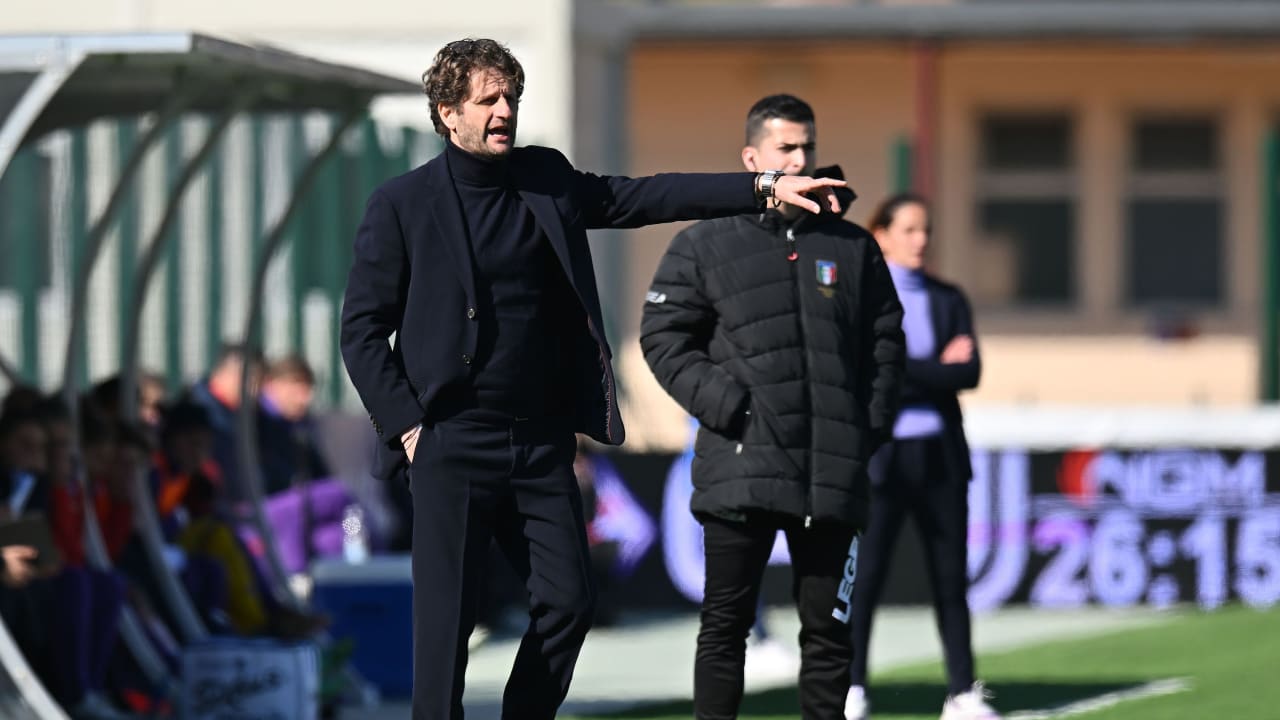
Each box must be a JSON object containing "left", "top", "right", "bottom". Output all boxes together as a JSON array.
[
  {"left": 439, "top": 103, "right": 458, "bottom": 133},
  {"left": 741, "top": 146, "right": 758, "bottom": 173}
]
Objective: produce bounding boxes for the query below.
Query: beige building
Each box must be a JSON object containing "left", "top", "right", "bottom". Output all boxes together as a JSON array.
[
  {"left": 574, "top": 1, "right": 1280, "bottom": 449},
  {"left": 7, "top": 1, "right": 1280, "bottom": 448}
]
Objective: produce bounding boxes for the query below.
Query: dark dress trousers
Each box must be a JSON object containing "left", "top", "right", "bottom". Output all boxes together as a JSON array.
[
  {"left": 848, "top": 273, "right": 982, "bottom": 697},
  {"left": 340, "top": 143, "right": 759, "bottom": 719}
]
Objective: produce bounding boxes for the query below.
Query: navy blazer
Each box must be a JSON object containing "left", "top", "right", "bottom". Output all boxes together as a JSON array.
[
  {"left": 340, "top": 144, "right": 758, "bottom": 482},
  {"left": 872, "top": 273, "right": 981, "bottom": 483}
]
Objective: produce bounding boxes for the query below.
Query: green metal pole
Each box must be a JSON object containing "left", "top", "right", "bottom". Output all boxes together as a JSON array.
[
  {"left": 358, "top": 117, "right": 380, "bottom": 198},
  {"left": 892, "top": 135, "right": 914, "bottom": 193},
  {"left": 400, "top": 127, "right": 415, "bottom": 174},
  {"left": 207, "top": 133, "right": 224, "bottom": 366},
  {"left": 69, "top": 127, "right": 89, "bottom": 388},
  {"left": 249, "top": 116, "right": 266, "bottom": 349},
  {"left": 117, "top": 120, "right": 139, "bottom": 373},
  {"left": 289, "top": 115, "right": 308, "bottom": 355},
  {"left": 317, "top": 115, "right": 346, "bottom": 407},
  {"left": 8, "top": 149, "right": 42, "bottom": 384},
  {"left": 1263, "top": 129, "right": 1280, "bottom": 402},
  {"left": 164, "top": 125, "right": 183, "bottom": 391}
]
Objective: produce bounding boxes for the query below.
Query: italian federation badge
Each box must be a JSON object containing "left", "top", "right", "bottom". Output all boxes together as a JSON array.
[{"left": 816, "top": 259, "right": 837, "bottom": 286}]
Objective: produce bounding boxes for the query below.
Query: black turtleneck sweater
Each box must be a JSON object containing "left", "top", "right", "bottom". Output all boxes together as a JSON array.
[{"left": 446, "top": 141, "right": 580, "bottom": 417}]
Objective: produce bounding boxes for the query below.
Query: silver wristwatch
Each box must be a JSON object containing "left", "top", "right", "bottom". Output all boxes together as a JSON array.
[{"left": 756, "top": 170, "right": 784, "bottom": 204}]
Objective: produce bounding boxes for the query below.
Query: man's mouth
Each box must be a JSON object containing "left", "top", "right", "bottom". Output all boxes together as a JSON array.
[{"left": 488, "top": 127, "right": 512, "bottom": 142}]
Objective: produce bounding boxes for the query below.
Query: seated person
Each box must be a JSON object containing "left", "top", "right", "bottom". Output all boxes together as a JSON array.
[
  {"left": 47, "top": 404, "right": 134, "bottom": 565},
  {"left": 0, "top": 403, "right": 49, "bottom": 518},
  {"left": 157, "top": 401, "right": 325, "bottom": 639},
  {"left": 0, "top": 401, "right": 58, "bottom": 674},
  {"left": 86, "top": 372, "right": 169, "bottom": 445},
  {"left": 187, "top": 344, "right": 264, "bottom": 502},
  {"left": 7, "top": 399, "right": 130, "bottom": 718},
  {"left": 257, "top": 355, "right": 359, "bottom": 574}
]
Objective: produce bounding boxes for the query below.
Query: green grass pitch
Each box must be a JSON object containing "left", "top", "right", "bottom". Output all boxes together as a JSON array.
[{"left": 566, "top": 605, "right": 1279, "bottom": 720}]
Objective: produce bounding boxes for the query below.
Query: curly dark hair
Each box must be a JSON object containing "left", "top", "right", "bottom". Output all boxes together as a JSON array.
[{"left": 422, "top": 38, "right": 525, "bottom": 139}]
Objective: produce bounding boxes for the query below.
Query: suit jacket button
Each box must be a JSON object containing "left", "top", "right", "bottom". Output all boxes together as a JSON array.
[
  {"left": 462, "top": 353, "right": 472, "bottom": 365},
  {"left": 466, "top": 307, "right": 476, "bottom": 320}
]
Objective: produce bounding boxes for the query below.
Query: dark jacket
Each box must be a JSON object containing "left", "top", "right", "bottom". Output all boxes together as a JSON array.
[
  {"left": 640, "top": 183, "right": 905, "bottom": 529},
  {"left": 187, "top": 381, "right": 241, "bottom": 495},
  {"left": 0, "top": 466, "right": 48, "bottom": 519},
  {"left": 340, "top": 145, "right": 760, "bottom": 483},
  {"left": 874, "top": 273, "right": 980, "bottom": 483},
  {"left": 256, "top": 402, "right": 331, "bottom": 496}
]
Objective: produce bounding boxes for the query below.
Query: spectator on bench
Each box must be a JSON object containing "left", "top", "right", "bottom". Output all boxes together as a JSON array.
[
  {"left": 257, "top": 355, "right": 360, "bottom": 574},
  {"left": 41, "top": 403, "right": 131, "bottom": 719}
]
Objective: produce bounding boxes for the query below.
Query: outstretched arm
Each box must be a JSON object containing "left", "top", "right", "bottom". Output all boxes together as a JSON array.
[
  {"left": 569, "top": 166, "right": 848, "bottom": 229},
  {"left": 770, "top": 174, "right": 848, "bottom": 215}
]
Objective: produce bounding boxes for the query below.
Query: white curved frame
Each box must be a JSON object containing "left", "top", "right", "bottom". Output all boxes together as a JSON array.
[{"left": 0, "top": 50, "right": 86, "bottom": 720}]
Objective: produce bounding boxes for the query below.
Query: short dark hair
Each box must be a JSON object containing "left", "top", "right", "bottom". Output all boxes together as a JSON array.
[
  {"left": 866, "top": 192, "right": 929, "bottom": 233},
  {"left": 422, "top": 38, "right": 525, "bottom": 139},
  {"left": 160, "top": 400, "right": 211, "bottom": 442},
  {"left": 1, "top": 385, "right": 43, "bottom": 418},
  {"left": 89, "top": 376, "right": 123, "bottom": 415},
  {"left": 266, "top": 354, "right": 316, "bottom": 386},
  {"left": 0, "top": 409, "right": 39, "bottom": 442},
  {"left": 116, "top": 421, "right": 153, "bottom": 454},
  {"left": 32, "top": 395, "right": 70, "bottom": 425},
  {"left": 79, "top": 404, "right": 116, "bottom": 449},
  {"left": 745, "top": 94, "right": 815, "bottom": 146},
  {"left": 212, "top": 343, "right": 264, "bottom": 374}
]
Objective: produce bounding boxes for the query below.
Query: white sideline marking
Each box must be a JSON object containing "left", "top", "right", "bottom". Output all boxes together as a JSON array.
[{"left": 1005, "top": 677, "right": 1193, "bottom": 719}]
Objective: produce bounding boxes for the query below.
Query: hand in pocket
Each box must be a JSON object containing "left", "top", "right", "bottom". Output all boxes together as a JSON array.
[{"left": 402, "top": 425, "right": 422, "bottom": 463}]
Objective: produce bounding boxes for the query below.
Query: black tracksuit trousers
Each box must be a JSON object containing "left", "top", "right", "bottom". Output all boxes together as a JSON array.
[
  {"left": 409, "top": 410, "right": 595, "bottom": 720},
  {"left": 696, "top": 513, "right": 858, "bottom": 720}
]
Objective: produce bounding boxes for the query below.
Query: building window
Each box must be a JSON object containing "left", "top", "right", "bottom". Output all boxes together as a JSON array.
[
  {"left": 973, "top": 114, "right": 1077, "bottom": 308},
  {"left": 1126, "top": 117, "right": 1222, "bottom": 307}
]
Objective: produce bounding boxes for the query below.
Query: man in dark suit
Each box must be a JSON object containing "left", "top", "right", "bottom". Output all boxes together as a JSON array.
[
  {"left": 339, "top": 38, "right": 847, "bottom": 720},
  {"left": 845, "top": 193, "right": 999, "bottom": 720}
]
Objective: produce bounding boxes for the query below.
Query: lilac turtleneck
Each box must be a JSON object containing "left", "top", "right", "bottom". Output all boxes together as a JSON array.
[{"left": 887, "top": 261, "right": 943, "bottom": 439}]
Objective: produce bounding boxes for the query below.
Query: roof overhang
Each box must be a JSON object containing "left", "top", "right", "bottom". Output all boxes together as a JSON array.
[
  {"left": 0, "top": 32, "right": 419, "bottom": 140},
  {"left": 580, "top": 1, "right": 1280, "bottom": 43}
]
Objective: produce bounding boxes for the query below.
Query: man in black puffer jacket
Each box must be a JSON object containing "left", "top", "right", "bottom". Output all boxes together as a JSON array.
[{"left": 641, "top": 94, "right": 905, "bottom": 720}]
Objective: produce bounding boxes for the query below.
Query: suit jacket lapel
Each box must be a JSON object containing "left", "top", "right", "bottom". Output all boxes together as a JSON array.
[
  {"left": 426, "top": 152, "right": 477, "bottom": 303},
  {"left": 520, "top": 190, "right": 575, "bottom": 283},
  {"left": 511, "top": 159, "right": 574, "bottom": 285},
  {"left": 512, "top": 157, "right": 612, "bottom": 355}
]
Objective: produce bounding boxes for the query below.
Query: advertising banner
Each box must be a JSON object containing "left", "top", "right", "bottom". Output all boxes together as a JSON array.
[{"left": 594, "top": 447, "right": 1280, "bottom": 612}]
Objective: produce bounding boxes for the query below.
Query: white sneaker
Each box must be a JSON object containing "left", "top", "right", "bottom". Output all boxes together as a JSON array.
[
  {"left": 468, "top": 623, "right": 492, "bottom": 651},
  {"left": 845, "top": 684, "right": 870, "bottom": 720},
  {"left": 940, "top": 681, "right": 1001, "bottom": 720},
  {"left": 743, "top": 637, "right": 801, "bottom": 681}
]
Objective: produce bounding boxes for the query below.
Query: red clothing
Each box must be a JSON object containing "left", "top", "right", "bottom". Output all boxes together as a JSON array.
[
  {"left": 152, "top": 452, "right": 222, "bottom": 519},
  {"left": 49, "top": 478, "right": 133, "bottom": 566}
]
